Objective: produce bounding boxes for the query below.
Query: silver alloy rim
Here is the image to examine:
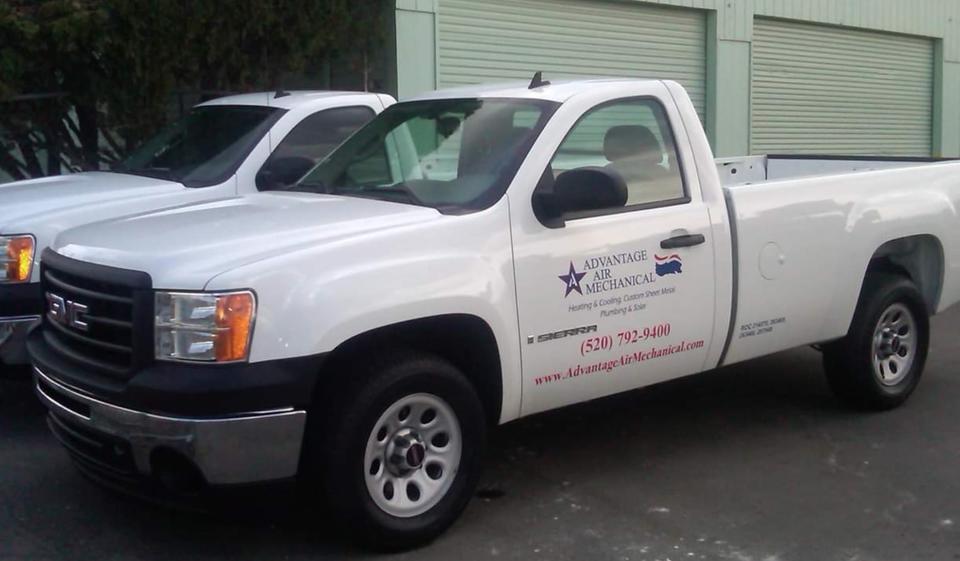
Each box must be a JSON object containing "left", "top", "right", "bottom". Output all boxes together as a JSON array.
[
  {"left": 871, "top": 303, "right": 917, "bottom": 386},
  {"left": 363, "top": 393, "right": 462, "bottom": 518}
]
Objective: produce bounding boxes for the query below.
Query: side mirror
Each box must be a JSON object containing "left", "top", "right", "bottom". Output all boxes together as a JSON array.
[{"left": 533, "top": 166, "right": 628, "bottom": 228}]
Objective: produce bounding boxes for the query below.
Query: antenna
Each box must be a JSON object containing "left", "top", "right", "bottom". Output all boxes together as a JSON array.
[
  {"left": 274, "top": 89, "right": 291, "bottom": 99},
  {"left": 529, "top": 71, "right": 550, "bottom": 89}
]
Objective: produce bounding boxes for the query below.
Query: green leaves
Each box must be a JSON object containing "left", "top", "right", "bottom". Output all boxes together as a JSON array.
[{"left": 0, "top": 0, "right": 390, "bottom": 179}]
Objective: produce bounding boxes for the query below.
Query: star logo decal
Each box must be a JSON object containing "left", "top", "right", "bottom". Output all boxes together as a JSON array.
[{"left": 558, "top": 261, "right": 586, "bottom": 297}]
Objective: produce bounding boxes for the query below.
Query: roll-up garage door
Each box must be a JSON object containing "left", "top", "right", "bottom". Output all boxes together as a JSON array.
[
  {"left": 752, "top": 18, "right": 933, "bottom": 156},
  {"left": 436, "top": 0, "right": 707, "bottom": 120}
]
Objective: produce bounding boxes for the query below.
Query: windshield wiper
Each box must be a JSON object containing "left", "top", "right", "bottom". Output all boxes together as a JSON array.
[
  {"left": 286, "top": 181, "right": 326, "bottom": 193},
  {"left": 286, "top": 182, "right": 430, "bottom": 208},
  {"left": 116, "top": 166, "right": 175, "bottom": 181},
  {"left": 350, "top": 184, "right": 428, "bottom": 207}
]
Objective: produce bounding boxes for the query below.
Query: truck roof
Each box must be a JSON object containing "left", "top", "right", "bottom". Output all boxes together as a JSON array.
[
  {"left": 197, "top": 90, "right": 379, "bottom": 110},
  {"left": 406, "top": 78, "right": 663, "bottom": 103}
]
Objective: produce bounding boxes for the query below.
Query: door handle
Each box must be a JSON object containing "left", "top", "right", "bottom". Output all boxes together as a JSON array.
[{"left": 660, "top": 233, "right": 705, "bottom": 249}]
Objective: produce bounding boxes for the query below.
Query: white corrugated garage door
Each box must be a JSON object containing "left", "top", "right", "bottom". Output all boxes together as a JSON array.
[
  {"left": 436, "top": 0, "right": 707, "bottom": 120},
  {"left": 752, "top": 18, "right": 934, "bottom": 156}
]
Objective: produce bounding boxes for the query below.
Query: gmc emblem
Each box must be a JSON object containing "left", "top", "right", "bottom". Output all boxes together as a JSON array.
[{"left": 46, "top": 292, "right": 90, "bottom": 332}]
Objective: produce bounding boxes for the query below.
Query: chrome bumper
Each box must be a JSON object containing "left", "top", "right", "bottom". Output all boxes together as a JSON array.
[
  {"left": 34, "top": 367, "right": 307, "bottom": 485},
  {"left": 0, "top": 315, "right": 40, "bottom": 365}
]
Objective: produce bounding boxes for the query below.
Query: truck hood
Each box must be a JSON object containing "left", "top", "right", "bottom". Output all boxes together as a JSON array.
[
  {"left": 54, "top": 192, "right": 442, "bottom": 289},
  {"left": 0, "top": 172, "right": 185, "bottom": 232}
]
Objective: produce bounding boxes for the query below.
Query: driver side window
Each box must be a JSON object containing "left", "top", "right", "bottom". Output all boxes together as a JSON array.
[{"left": 549, "top": 98, "right": 685, "bottom": 211}]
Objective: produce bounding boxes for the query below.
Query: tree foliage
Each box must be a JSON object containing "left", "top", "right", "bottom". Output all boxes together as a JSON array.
[{"left": 0, "top": 0, "right": 389, "bottom": 180}]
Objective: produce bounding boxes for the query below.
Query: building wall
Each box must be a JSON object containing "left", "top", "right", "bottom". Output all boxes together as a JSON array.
[{"left": 392, "top": 0, "right": 960, "bottom": 157}]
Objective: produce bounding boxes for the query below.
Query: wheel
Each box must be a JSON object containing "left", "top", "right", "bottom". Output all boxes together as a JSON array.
[
  {"left": 307, "top": 349, "right": 486, "bottom": 550},
  {"left": 823, "top": 273, "right": 929, "bottom": 410}
]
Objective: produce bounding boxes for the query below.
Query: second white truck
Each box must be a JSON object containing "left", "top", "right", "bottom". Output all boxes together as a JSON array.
[
  {"left": 0, "top": 90, "right": 394, "bottom": 366},
  {"left": 27, "top": 78, "right": 960, "bottom": 547}
]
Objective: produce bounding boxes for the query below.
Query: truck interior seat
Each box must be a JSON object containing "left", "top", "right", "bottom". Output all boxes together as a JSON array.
[{"left": 603, "top": 125, "right": 680, "bottom": 205}]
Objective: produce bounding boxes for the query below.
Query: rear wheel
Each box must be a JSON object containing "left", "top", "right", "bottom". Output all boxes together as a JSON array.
[
  {"left": 823, "top": 273, "right": 929, "bottom": 410},
  {"left": 307, "top": 349, "right": 486, "bottom": 550}
]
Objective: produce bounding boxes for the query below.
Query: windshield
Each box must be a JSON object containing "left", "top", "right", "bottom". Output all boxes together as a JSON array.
[
  {"left": 294, "top": 98, "right": 557, "bottom": 213},
  {"left": 114, "top": 105, "right": 282, "bottom": 187}
]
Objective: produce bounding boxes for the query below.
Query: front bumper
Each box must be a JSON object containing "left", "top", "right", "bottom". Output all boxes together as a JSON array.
[
  {"left": 0, "top": 281, "right": 43, "bottom": 366},
  {"left": 34, "top": 366, "right": 307, "bottom": 485},
  {"left": 0, "top": 315, "right": 41, "bottom": 365}
]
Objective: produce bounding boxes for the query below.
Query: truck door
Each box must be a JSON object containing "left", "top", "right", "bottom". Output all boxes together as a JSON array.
[{"left": 510, "top": 93, "right": 717, "bottom": 415}]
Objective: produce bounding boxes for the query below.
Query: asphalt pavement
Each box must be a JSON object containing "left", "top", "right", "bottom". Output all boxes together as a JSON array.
[{"left": 2, "top": 310, "right": 959, "bottom": 561}]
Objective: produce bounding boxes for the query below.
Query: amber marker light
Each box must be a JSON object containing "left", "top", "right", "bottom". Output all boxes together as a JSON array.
[
  {"left": 1, "top": 235, "right": 36, "bottom": 283},
  {"left": 214, "top": 292, "right": 256, "bottom": 362}
]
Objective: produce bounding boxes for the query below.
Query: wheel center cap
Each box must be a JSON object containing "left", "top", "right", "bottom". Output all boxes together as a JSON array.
[
  {"left": 878, "top": 329, "right": 899, "bottom": 358},
  {"left": 386, "top": 428, "right": 426, "bottom": 475},
  {"left": 406, "top": 443, "right": 425, "bottom": 468}
]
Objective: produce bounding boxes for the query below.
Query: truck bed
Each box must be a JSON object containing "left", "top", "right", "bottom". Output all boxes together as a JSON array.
[{"left": 719, "top": 156, "right": 960, "bottom": 366}]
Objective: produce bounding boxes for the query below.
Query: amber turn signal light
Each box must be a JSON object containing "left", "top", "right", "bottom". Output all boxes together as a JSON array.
[{"left": 214, "top": 292, "right": 256, "bottom": 362}]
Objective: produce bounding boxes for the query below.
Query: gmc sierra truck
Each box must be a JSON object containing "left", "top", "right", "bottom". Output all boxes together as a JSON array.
[
  {"left": 0, "top": 90, "right": 394, "bottom": 367},
  {"left": 27, "top": 78, "right": 960, "bottom": 548}
]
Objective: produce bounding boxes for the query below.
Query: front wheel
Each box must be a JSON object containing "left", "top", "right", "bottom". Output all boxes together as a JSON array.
[
  {"left": 362, "top": 392, "right": 463, "bottom": 520},
  {"left": 309, "top": 350, "right": 486, "bottom": 550},
  {"left": 823, "top": 273, "right": 929, "bottom": 410}
]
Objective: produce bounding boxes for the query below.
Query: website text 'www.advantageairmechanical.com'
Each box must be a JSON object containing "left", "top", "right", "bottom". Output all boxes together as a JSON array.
[{"left": 533, "top": 339, "right": 706, "bottom": 386}]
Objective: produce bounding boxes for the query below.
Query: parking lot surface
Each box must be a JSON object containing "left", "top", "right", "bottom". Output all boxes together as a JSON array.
[{"left": 2, "top": 310, "right": 959, "bottom": 561}]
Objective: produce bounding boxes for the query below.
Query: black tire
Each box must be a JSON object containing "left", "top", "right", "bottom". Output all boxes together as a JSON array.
[
  {"left": 823, "top": 273, "right": 929, "bottom": 410},
  {"left": 305, "top": 348, "right": 486, "bottom": 550}
]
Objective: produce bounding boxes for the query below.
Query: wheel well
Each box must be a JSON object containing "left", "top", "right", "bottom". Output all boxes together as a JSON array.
[
  {"left": 867, "top": 235, "right": 943, "bottom": 314},
  {"left": 319, "top": 315, "right": 503, "bottom": 424}
]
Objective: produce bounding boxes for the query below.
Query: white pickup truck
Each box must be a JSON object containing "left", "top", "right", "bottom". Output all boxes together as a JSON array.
[
  {"left": 27, "top": 78, "right": 960, "bottom": 548},
  {"left": 0, "top": 90, "right": 394, "bottom": 367}
]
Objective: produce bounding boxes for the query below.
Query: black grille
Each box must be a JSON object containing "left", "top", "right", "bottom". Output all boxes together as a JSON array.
[{"left": 40, "top": 249, "right": 153, "bottom": 379}]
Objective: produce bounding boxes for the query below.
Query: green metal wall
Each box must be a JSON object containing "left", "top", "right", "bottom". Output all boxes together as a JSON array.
[
  {"left": 752, "top": 18, "right": 934, "bottom": 156},
  {"left": 392, "top": 0, "right": 960, "bottom": 157},
  {"left": 435, "top": 0, "right": 707, "bottom": 118}
]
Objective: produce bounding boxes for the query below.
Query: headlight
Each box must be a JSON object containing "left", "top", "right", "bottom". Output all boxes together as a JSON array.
[
  {"left": 0, "top": 235, "right": 36, "bottom": 283},
  {"left": 155, "top": 291, "right": 256, "bottom": 363}
]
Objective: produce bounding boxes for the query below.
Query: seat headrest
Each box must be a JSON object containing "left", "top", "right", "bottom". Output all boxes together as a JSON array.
[{"left": 603, "top": 125, "right": 663, "bottom": 164}]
